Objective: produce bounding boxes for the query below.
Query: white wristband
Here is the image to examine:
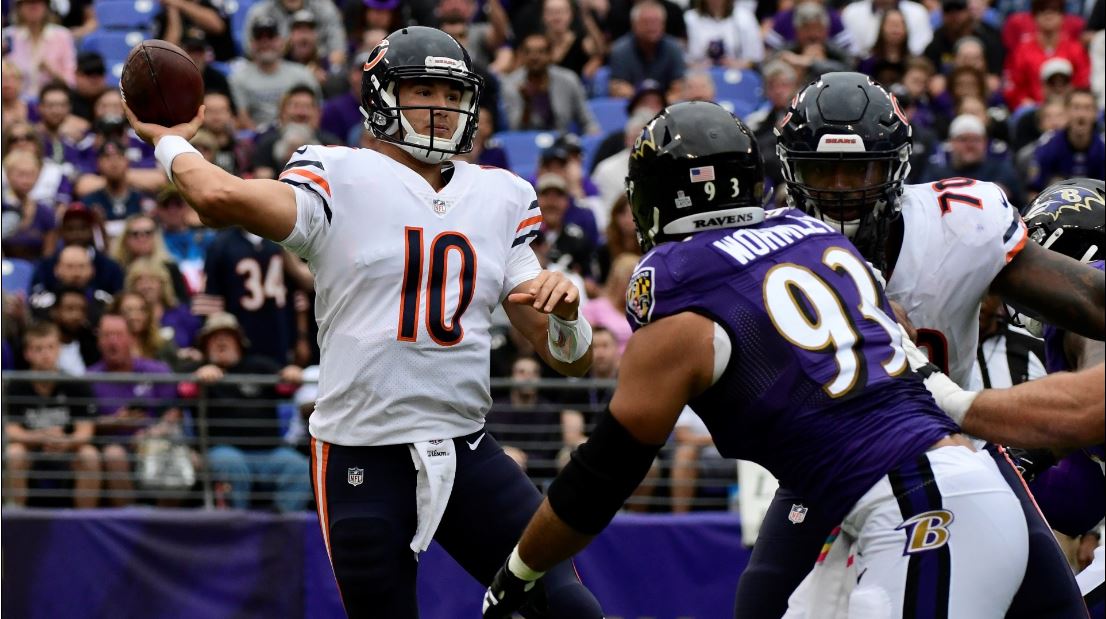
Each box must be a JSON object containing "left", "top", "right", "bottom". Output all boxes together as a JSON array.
[
  {"left": 922, "top": 371, "right": 979, "bottom": 426},
  {"left": 507, "top": 545, "right": 545, "bottom": 582},
  {"left": 548, "top": 312, "right": 592, "bottom": 363},
  {"left": 154, "top": 135, "right": 201, "bottom": 184}
]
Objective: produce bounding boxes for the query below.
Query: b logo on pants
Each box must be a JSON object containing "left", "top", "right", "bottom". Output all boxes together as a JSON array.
[{"left": 896, "top": 509, "right": 954, "bottom": 555}]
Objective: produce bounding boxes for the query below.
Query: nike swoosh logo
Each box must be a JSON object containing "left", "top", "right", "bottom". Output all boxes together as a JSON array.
[{"left": 467, "top": 433, "right": 486, "bottom": 450}]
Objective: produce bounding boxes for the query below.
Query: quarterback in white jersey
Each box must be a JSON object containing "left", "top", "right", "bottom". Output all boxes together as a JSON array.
[
  {"left": 125, "top": 25, "right": 603, "bottom": 619},
  {"left": 727, "top": 72, "right": 1104, "bottom": 619}
]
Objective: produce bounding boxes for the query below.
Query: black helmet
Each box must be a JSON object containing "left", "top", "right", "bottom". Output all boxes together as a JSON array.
[
  {"left": 1024, "top": 177, "right": 1105, "bottom": 262},
  {"left": 775, "top": 72, "right": 912, "bottom": 264},
  {"left": 627, "top": 101, "right": 765, "bottom": 251},
  {"left": 360, "top": 26, "right": 483, "bottom": 163}
]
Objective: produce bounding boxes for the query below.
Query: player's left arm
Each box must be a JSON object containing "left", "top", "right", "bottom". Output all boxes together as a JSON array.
[
  {"left": 991, "top": 241, "right": 1106, "bottom": 340},
  {"left": 503, "top": 271, "right": 593, "bottom": 377},
  {"left": 483, "top": 312, "right": 716, "bottom": 617}
]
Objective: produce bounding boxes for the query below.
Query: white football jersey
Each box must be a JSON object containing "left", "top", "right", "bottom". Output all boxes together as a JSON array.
[
  {"left": 279, "top": 145, "right": 543, "bottom": 446},
  {"left": 885, "top": 179, "right": 1027, "bottom": 389}
]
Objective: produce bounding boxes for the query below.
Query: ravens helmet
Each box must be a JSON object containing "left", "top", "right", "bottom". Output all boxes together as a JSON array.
[
  {"left": 775, "top": 72, "right": 912, "bottom": 265},
  {"left": 360, "top": 26, "right": 483, "bottom": 163},
  {"left": 627, "top": 101, "right": 765, "bottom": 251},
  {"left": 1024, "top": 177, "right": 1105, "bottom": 263}
]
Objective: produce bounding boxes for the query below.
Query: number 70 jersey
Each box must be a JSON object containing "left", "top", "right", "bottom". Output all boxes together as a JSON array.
[{"left": 278, "top": 145, "right": 543, "bottom": 447}]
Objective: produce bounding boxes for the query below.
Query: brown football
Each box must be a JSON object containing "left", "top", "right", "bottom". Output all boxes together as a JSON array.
[{"left": 120, "top": 40, "right": 204, "bottom": 127}]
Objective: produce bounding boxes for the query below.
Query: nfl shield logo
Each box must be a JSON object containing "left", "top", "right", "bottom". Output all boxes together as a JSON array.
[
  {"left": 788, "top": 503, "right": 808, "bottom": 524},
  {"left": 432, "top": 199, "right": 448, "bottom": 214},
  {"left": 347, "top": 467, "right": 364, "bottom": 487}
]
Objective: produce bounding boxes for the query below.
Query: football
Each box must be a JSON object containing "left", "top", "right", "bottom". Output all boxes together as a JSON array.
[{"left": 119, "top": 40, "right": 204, "bottom": 127}]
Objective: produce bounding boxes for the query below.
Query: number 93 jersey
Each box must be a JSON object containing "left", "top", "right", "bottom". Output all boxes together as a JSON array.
[
  {"left": 885, "top": 179, "right": 1028, "bottom": 389},
  {"left": 278, "top": 145, "right": 543, "bottom": 446},
  {"left": 625, "top": 208, "right": 958, "bottom": 519}
]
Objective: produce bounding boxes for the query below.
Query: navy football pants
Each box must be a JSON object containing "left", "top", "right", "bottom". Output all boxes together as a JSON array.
[
  {"left": 309, "top": 430, "right": 603, "bottom": 618},
  {"left": 733, "top": 443, "right": 1088, "bottom": 618}
]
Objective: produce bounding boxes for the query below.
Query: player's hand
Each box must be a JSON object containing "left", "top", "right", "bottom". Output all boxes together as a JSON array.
[
  {"left": 507, "top": 270, "right": 580, "bottom": 320},
  {"left": 482, "top": 562, "right": 540, "bottom": 619},
  {"left": 122, "top": 101, "right": 205, "bottom": 147}
]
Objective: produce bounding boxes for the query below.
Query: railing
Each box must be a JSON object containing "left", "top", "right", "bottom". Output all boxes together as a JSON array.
[{"left": 1, "top": 372, "right": 739, "bottom": 512}]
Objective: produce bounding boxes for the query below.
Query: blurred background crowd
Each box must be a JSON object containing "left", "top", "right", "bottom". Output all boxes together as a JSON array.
[{"left": 0, "top": 0, "right": 1103, "bottom": 527}]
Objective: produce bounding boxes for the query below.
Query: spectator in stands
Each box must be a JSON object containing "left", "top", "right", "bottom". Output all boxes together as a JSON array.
[
  {"left": 543, "top": 0, "right": 605, "bottom": 79},
  {"left": 1029, "top": 89, "right": 1106, "bottom": 191},
  {"left": 605, "top": 0, "right": 688, "bottom": 42},
  {"left": 181, "top": 32, "right": 233, "bottom": 101},
  {"left": 79, "top": 140, "right": 155, "bottom": 228},
  {"left": 1, "top": 61, "right": 31, "bottom": 126},
  {"left": 679, "top": 70, "right": 716, "bottom": 102},
  {"left": 29, "top": 244, "right": 117, "bottom": 322},
  {"left": 777, "top": 2, "right": 855, "bottom": 83},
  {"left": 926, "top": 1, "right": 1004, "bottom": 78},
  {"left": 244, "top": 0, "right": 348, "bottom": 70},
  {"left": 954, "top": 94, "right": 1012, "bottom": 157},
  {"left": 1037, "top": 57, "right": 1077, "bottom": 104},
  {"left": 534, "top": 143, "right": 601, "bottom": 244},
  {"left": 1013, "top": 96, "right": 1067, "bottom": 164},
  {"left": 971, "top": 293, "right": 1046, "bottom": 389},
  {"left": 110, "top": 214, "right": 191, "bottom": 303},
  {"left": 671, "top": 407, "right": 735, "bottom": 512},
  {"left": 199, "top": 93, "right": 246, "bottom": 176},
  {"left": 558, "top": 327, "right": 619, "bottom": 458},
  {"left": 745, "top": 60, "right": 799, "bottom": 190},
  {"left": 155, "top": 0, "right": 236, "bottom": 61},
  {"left": 72, "top": 92, "right": 165, "bottom": 197},
  {"left": 455, "top": 105, "right": 510, "bottom": 168},
  {"left": 251, "top": 85, "right": 343, "bottom": 178},
  {"left": 942, "top": 65, "right": 1005, "bottom": 117},
  {"left": 50, "top": 286, "right": 100, "bottom": 374},
  {"left": 683, "top": 0, "right": 764, "bottom": 69},
  {"left": 537, "top": 173, "right": 597, "bottom": 281},
  {"left": 842, "top": 0, "right": 932, "bottom": 57},
  {"left": 197, "top": 227, "right": 294, "bottom": 366},
  {"left": 766, "top": 0, "right": 853, "bottom": 53},
  {"left": 35, "top": 82, "right": 86, "bottom": 173},
  {"left": 321, "top": 52, "right": 372, "bottom": 146},
  {"left": 88, "top": 312, "right": 181, "bottom": 507},
  {"left": 153, "top": 187, "right": 213, "bottom": 295},
  {"left": 502, "top": 33, "right": 600, "bottom": 135},
  {"left": 190, "top": 312, "right": 310, "bottom": 512},
  {"left": 1004, "top": 0, "right": 1091, "bottom": 110},
  {"left": 856, "top": 9, "right": 911, "bottom": 85},
  {"left": 285, "top": 9, "right": 338, "bottom": 93},
  {"left": 889, "top": 86, "right": 941, "bottom": 184},
  {"left": 923, "top": 114, "right": 1025, "bottom": 207},
  {"left": 127, "top": 257, "right": 201, "bottom": 352},
  {"left": 589, "top": 79, "right": 667, "bottom": 174},
  {"left": 113, "top": 291, "right": 181, "bottom": 369},
  {"left": 4, "top": 321, "right": 101, "bottom": 508},
  {"left": 1091, "top": 29, "right": 1104, "bottom": 109},
  {"left": 344, "top": 0, "right": 404, "bottom": 52},
  {"left": 1000, "top": 0, "right": 1086, "bottom": 52},
  {"left": 70, "top": 52, "right": 108, "bottom": 124},
  {"left": 485, "top": 355, "right": 563, "bottom": 477},
  {"left": 582, "top": 253, "right": 638, "bottom": 351},
  {"left": 229, "top": 16, "right": 322, "bottom": 130},
  {"left": 3, "top": 120, "right": 73, "bottom": 208},
  {"left": 438, "top": 0, "right": 513, "bottom": 71},
  {"left": 3, "top": 0, "right": 76, "bottom": 100},
  {"left": 31, "top": 204, "right": 124, "bottom": 294},
  {"left": 1, "top": 150, "right": 57, "bottom": 260},
  {"left": 594, "top": 195, "right": 641, "bottom": 284},
  {"left": 607, "top": 0, "right": 687, "bottom": 98},
  {"left": 900, "top": 56, "right": 945, "bottom": 133},
  {"left": 593, "top": 109, "right": 654, "bottom": 214}
]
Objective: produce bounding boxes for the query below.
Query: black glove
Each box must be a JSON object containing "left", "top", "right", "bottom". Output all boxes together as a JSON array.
[
  {"left": 482, "top": 561, "right": 541, "bottom": 619},
  {"left": 1004, "top": 446, "right": 1058, "bottom": 483}
]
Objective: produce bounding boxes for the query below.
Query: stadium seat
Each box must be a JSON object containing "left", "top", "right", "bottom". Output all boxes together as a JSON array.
[
  {"left": 2, "top": 258, "right": 34, "bottom": 297},
  {"left": 580, "top": 133, "right": 605, "bottom": 173},
  {"left": 712, "top": 68, "right": 764, "bottom": 118},
  {"left": 589, "top": 66, "right": 611, "bottom": 98},
  {"left": 81, "top": 30, "right": 148, "bottom": 61},
  {"left": 94, "top": 0, "right": 157, "bottom": 30},
  {"left": 494, "top": 130, "right": 556, "bottom": 180},
  {"left": 717, "top": 98, "right": 760, "bottom": 122},
  {"left": 588, "top": 97, "right": 629, "bottom": 134}
]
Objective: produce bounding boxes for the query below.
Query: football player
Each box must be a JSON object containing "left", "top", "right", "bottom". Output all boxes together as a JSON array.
[
  {"left": 124, "top": 26, "right": 603, "bottom": 619},
  {"left": 483, "top": 101, "right": 1031, "bottom": 618},
  {"left": 748, "top": 72, "right": 1103, "bottom": 619}
]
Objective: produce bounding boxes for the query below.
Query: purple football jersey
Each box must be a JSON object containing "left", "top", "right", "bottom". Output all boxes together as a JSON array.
[{"left": 625, "top": 208, "right": 958, "bottom": 519}]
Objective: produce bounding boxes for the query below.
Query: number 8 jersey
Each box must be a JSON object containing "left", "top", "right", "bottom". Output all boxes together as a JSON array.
[
  {"left": 278, "top": 145, "right": 543, "bottom": 446},
  {"left": 625, "top": 207, "right": 958, "bottom": 521}
]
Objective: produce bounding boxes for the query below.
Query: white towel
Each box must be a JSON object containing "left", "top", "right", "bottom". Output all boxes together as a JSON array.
[{"left": 408, "top": 439, "right": 458, "bottom": 554}]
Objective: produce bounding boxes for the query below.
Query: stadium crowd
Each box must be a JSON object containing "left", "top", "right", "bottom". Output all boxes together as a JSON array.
[{"left": 0, "top": 0, "right": 1103, "bottom": 530}]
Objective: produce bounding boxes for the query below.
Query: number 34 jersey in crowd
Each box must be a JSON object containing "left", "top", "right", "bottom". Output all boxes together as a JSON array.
[
  {"left": 626, "top": 207, "right": 958, "bottom": 521},
  {"left": 884, "top": 179, "right": 1028, "bottom": 389},
  {"left": 278, "top": 145, "right": 543, "bottom": 447}
]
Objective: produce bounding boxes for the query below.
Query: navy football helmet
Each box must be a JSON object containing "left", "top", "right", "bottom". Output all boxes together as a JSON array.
[
  {"left": 360, "top": 26, "right": 483, "bottom": 163},
  {"left": 1024, "top": 177, "right": 1105, "bottom": 262},
  {"left": 627, "top": 101, "right": 765, "bottom": 251},
  {"left": 775, "top": 72, "right": 912, "bottom": 266}
]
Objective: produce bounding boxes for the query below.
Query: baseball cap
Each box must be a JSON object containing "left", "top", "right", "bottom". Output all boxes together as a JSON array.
[
  {"left": 627, "top": 79, "right": 667, "bottom": 114},
  {"left": 948, "top": 114, "right": 986, "bottom": 138},
  {"left": 251, "top": 15, "right": 280, "bottom": 37},
  {"left": 540, "top": 146, "right": 570, "bottom": 164},
  {"left": 1040, "top": 58, "right": 1073, "bottom": 82},
  {"left": 536, "top": 173, "right": 568, "bottom": 194},
  {"left": 553, "top": 133, "right": 584, "bottom": 156},
  {"left": 77, "top": 52, "right": 106, "bottom": 76},
  {"left": 941, "top": 0, "right": 968, "bottom": 11},
  {"left": 62, "top": 202, "right": 96, "bottom": 222},
  {"left": 291, "top": 9, "right": 316, "bottom": 27},
  {"left": 363, "top": 0, "right": 400, "bottom": 9},
  {"left": 197, "top": 312, "right": 251, "bottom": 349}
]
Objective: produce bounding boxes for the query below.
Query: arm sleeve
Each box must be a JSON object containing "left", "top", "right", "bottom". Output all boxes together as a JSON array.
[{"left": 277, "top": 145, "right": 331, "bottom": 261}]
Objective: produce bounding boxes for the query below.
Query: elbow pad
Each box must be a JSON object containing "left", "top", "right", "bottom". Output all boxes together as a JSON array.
[{"left": 547, "top": 408, "right": 662, "bottom": 535}]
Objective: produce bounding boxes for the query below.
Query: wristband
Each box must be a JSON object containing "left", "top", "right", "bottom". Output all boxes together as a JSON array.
[
  {"left": 922, "top": 371, "right": 978, "bottom": 426},
  {"left": 154, "top": 135, "right": 201, "bottom": 184},
  {"left": 548, "top": 313, "right": 592, "bottom": 363},
  {"left": 507, "top": 546, "right": 545, "bottom": 582}
]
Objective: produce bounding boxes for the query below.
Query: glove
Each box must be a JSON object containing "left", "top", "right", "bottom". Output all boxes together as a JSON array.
[
  {"left": 1004, "top": 446, "right": 1058, "bottom": 483},
  {"left": 483, "top": 547, "right": 544, "bottom": 619},
  {"left": 898, "top": 325, "right": 977, "bottom": 425}
]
